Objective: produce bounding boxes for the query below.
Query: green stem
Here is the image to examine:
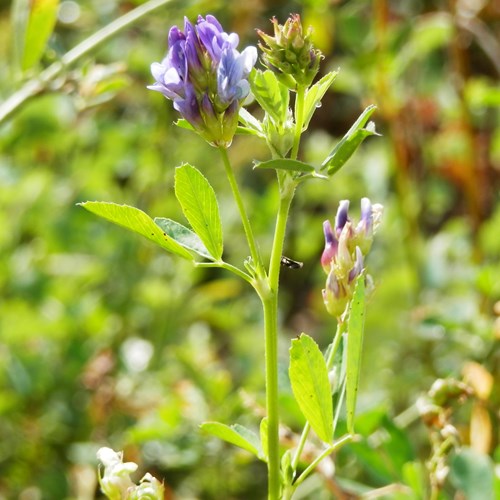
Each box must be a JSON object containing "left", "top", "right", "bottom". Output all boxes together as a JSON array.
[
  {"left": 219, "top": 147, "right": 264, "bottom": 277},
  {"left": 293, "top": 434, "right": 353, "bottom": 490},
  {"left": 262, "top": 294, "right": 281, "bottom": 500},
  {"left": 262, "top": 175, "right": 297, "bottom": 500},
  {"left": 194, "top": 261, "right": 253, "bottom": 285},
  {"left": 0, "top": 0, "right": 175, "bottom": 125},
  {"left": 290, "top": 85, "right": 306, "bottom": 160}
]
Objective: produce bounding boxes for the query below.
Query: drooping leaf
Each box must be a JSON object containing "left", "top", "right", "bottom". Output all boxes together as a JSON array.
[
  {"left": 22, "top": 0, "right": 60, "bottom": 70},
  {"left": 253, "top": 158, "right": 315, "bottom": 174},
  {"left": 346, "top": 275, "right": 366, "bottom": 434},
  {"left": 321, "top": 105, "right": 379, "bottom": 176},
  {"left": 249, "top": 69, "right": 289, "bottom": 125},
  {"left": 289, "top": 333, "right": 333, "bottom": 444},
  {"left": 79, "top": 202, "right": 193, "bottom": 260},
  {"left": 200, "top": 422, "right": 263, "bottom": 460},
  {"left": 174, "top": 164, "right": 223, "bottom": 261},
  {"left": 154, "top": 218, "right": 212, "bottom": 260},
  {"left": 303, "top": 69, "right": 339, "bottom": 130}
]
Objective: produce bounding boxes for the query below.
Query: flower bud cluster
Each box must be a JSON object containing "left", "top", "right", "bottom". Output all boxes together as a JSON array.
[
  {"left": 97, "top": 447, "right": 164, "bottom": 500},
  {"left": 321, "top": 198, "right": 382, "bottom": 317},
  {"left": 148, "top": 15, "right": 257, "bottom": 147},
  {"left": 257, "top": 14, "right": 322, "bottom": 89}
]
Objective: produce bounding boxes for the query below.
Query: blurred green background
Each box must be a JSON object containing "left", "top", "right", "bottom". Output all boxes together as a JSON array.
[{"left": 1, "top": 0, "right": 499, "bottom": 498}]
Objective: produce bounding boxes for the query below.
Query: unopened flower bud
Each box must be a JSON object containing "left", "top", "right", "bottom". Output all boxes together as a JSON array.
[
  {"left": 320, "top": 198, "right": 382, "bottom": 317},
  {"left": 321, "top": 220, "right": 338, "bottom": 273},
  {"left": 257, "top": 14, "right": 322, "bottom": 90}
]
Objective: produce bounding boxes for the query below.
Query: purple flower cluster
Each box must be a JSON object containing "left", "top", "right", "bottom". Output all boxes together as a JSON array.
[
  {"left": 321, "top": 198, "right": 382, "bottom": 317},
  {"left": 148, "top": 15, "right": 257, "bottom": 147}
]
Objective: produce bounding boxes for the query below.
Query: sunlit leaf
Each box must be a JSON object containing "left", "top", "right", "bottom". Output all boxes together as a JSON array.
[
  {"left": 174, "top": 164, "right": 223, "bottom": 261},
  {"left": 78, "top": 202, "right": 193, "bottom": 260},
  {"left": 346, "top": 275, "right": 366, "bottom": 434},
  {"left": 154, "top": 217, "right": 212, "bottom": 260},
  {"left": 249, "top": 69, "right": 289, "bottom": 125},
  {"left": 303, "top": 69, "right": 339, "bottom": 130},
  {"left": 289, "top": 333, "right": 333, "bottom": 444},
  {"left": 321, "top": 105, "right": 379, "bottom": 176},
  {"left": 200, "top": 422, "right": 263, "bottom": 460},
  {"left": 22, "top": 0, "right": 60, "bottom": 70}
]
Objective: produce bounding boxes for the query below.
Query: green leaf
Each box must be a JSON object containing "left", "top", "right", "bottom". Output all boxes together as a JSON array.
[
  {"left": 250, "top": 69, "right": 289, "bottom": 125},
  {"left": 175, "top": 119, "right": 195, "bottom": 131},
  {"left": 289, "top": 333, "right": 333, "bottom": 444},
  {"left": 154, "top": 218, "right": 212, "bottom": 260},
  {"left": 303, "top": 69, "right": 339, "bottom": 130},
  {"left": 346, "top": 275, "right": 366, "bottom": 434},
  {"left": 22, "top": 0, "right": 60, "bottom": 70},
  {"left": 321, "top": 105, "right": 379, "bottom": 176},
  {"left": 11, "top": 0, "right": 30, "bottom": 73},
  {"left": 449, "top": 448, "right": 495, "bottom": 500},
  {"left": 239, "top": 107, "right": 264, "bottom": 135},
  {"left": 200, "top": 422, "right": 263, "bottom": 460},
  {"left": 78, "top": 202, "right": 193, "bottom": 260},
  {"left": 174, "top": 164, "right": 223, "bottom": 261},
  {"left": 253, "top": 158, "right": 315, "bottom": 174}
]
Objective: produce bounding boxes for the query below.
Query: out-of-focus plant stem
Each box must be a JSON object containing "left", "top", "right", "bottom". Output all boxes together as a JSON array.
[
  {"left": 0, "top": 0, "right": 175, "bottom": 125},
  {"left": 372, "top": 0, "right": 423, "bottom": 296}
]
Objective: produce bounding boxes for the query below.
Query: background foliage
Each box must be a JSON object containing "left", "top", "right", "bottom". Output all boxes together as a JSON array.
[{"left": 1, "top": 0, "right": 499, "bottom": 498}]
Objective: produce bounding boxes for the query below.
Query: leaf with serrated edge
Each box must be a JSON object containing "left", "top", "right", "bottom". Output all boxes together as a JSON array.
[
  {"left": 174, "top": 164, "right": 223, "bottom": 261},
  {"left": 289, "top": 334, "right": 333, "bottom": 444},
  {"left": 79, "top": 202, "right": 193, "bottom": 259},
  {"left": 200, "top": 422, "right": 263, "bottom": 459},
  {"left": 346, "top": 275, "right": 366, "bottom": 434},
  {"left": 154, "top": 218, "right": 212, "bottom": 260},
  {"left": 321, "top": 105, "right": 379, "bottom": 175},
  {"left": 253, "top": 159, "right": 315, "bottom": 173},
  {"left": 303, "top": 70, "right": 339, "bottom": 130}
]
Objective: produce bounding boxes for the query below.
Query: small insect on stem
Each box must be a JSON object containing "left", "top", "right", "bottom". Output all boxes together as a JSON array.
[{"left": 280, "top": 256, "right": 303, "bottom": 269}]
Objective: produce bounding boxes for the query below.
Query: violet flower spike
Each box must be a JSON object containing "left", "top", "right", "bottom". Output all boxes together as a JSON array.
[{"left": 148, "top": 14, "right": 257, "bottom": 147}]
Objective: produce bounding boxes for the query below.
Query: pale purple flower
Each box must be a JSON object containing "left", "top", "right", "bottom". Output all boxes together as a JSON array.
[{"left": 148, "top": 15, "right": 256, "bottom": 146}]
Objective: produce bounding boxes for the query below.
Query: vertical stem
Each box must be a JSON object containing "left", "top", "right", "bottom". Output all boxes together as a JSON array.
[
  {"left": 263, "top": 176, "right": 297, "bottom": 500},
  {"left": 219, "top": 147, "right": 264, "bottom": 277},
  {"left": 262, "top": 294, "right": 281, "bottom": 500}
]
